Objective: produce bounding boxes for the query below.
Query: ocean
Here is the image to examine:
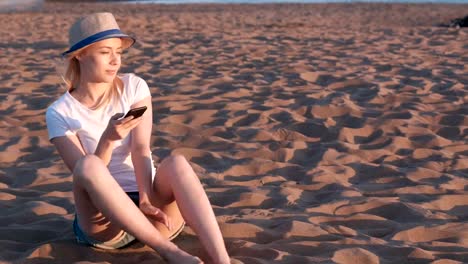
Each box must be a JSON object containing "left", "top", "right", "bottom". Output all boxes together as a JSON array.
[
  {"left": 123, "top": 0, "right": 468, "bottom": 3},
  {"left": 0, "top": 0, "right": 466, "bottom": 13}
]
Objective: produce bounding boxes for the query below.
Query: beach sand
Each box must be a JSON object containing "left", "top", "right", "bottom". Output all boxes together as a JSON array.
[{"left": 1, "top": 2, "right": 468, "bottom": 263}]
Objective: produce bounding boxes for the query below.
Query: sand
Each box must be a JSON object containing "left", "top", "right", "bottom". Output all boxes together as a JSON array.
[{"left": 1, "top": 2, "right": 468, "bottom": 263}]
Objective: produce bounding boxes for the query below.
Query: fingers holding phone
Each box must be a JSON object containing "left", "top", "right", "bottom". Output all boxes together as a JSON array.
[
  {"left": 121, "top": 105, "right": 147, "bottom": 126},
  {"left": 105, "top": 106, "right": 147, "bottom": 141},
  {"left": 122, "top": 114, "right": 143, "bottom": 130}
]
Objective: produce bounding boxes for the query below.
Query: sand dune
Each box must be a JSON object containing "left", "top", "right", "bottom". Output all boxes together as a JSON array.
[{"left": 1, "top": 2, "right": 468, "bottom": 263}]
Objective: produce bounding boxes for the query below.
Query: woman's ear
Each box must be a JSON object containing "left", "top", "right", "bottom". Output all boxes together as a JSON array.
[{"left": 74, "top": 49, "right": 86, "bottom": 61}]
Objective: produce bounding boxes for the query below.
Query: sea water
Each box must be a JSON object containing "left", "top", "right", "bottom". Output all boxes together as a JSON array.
[{"left": 123, "top": 0, "right": 467, "bottom": 4}]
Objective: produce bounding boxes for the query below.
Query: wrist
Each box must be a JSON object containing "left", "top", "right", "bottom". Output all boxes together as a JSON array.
[
  {"left": 94, "top": 133, "right": 116, "bottom": 165},
  {"left": 100, "top": 137, "right": 114, "bottom": 146},
  {"left": 101, "top": 130, "right": 115, "bottom": 143},
  {"left": 138, "top": 191, "right": 152, "bottom": 205},
  {"left": 96, "top": 137, "right": 114, "bottom": 153}
]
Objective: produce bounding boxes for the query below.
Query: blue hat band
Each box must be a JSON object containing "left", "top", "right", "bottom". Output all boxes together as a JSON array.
[{"left": 63, "top": 29, "right": 130, "bottom": 56}]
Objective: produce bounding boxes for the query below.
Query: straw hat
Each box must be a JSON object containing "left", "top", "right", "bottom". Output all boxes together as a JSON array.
[{"left": 62, "top": 12, "right": 135, "bottom": 57}]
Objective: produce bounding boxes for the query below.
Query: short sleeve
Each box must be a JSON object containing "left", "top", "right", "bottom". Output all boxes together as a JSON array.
[
  {"left": 45, "top": 107, "right": 74, "bottom": 141},
  {"left": 132, "top": 76, "right": 151, "bottom": 104}
]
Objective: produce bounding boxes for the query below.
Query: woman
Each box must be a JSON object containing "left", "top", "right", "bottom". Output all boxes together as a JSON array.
[{"left": 45, "top": 12, "right": 230, "bottom": 264}]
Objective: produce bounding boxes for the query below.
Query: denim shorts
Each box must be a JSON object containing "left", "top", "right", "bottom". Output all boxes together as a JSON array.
[
  {"left": 73, "top": 216, "right": 136, "bottom": 249},
  {"left": 72, "top": 192, "right": 139, "bottom": 249},
  {"left": 73, "top": 192, "right": 185, "bottom": 249}
]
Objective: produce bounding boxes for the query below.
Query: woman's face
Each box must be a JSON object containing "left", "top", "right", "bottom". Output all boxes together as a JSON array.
[{"left": 76, "top": 38, "right": 123, "bottom": 84}]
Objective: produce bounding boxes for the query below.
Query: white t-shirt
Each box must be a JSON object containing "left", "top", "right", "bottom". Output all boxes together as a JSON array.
[{"left": 45, "top": 73, "right": 156, "bottom": 192}]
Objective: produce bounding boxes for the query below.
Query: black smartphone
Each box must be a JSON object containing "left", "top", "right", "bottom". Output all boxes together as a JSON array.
[{"left": 123, "top": 106, "right": 147, "bottom": 119}]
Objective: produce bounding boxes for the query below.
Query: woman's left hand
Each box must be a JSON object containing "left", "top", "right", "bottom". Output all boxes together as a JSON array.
[{"left": 139, "top": 202, "right": 173, "bottom": 231}]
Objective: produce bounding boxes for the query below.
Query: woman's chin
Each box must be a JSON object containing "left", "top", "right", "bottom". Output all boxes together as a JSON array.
[{"left": 99, "top": 76, "right": 116, "bottom": 84}]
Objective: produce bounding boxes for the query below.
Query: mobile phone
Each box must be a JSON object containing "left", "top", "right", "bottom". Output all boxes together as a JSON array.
[{"left": 123, "top": 106, "right": 147, "bottom": 119}]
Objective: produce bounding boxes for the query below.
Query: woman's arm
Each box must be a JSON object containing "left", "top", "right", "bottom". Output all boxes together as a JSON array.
[
  {"left": 51, "top": 135, "right": 86, "bottom": 172},
  {"left": 130, "top": 96, "right": 154, "bottom": 205},
  {"left": 52, "top": 114, "right": 142, "bottom": 172},
  {"left": 94, "top": 116, "right": 119, "bottom": 165},
  {"left": 51, "top": 133, "right": 115, "bottom": 172}
]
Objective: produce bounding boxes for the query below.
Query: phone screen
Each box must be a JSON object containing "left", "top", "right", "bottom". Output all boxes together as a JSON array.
[{"left": 123, "top": 106, "right": 147, "bottom": 119}]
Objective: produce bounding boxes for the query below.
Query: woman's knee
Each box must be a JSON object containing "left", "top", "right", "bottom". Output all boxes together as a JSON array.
[
  {"left": 163, "top": 154, "right": 190, "bottom": 168},
  {"left": 160, "top": 154, "right": 193, "bottom": 175},
  {"left": 73, "top": 154, "right": 106, "bottom": 182}
]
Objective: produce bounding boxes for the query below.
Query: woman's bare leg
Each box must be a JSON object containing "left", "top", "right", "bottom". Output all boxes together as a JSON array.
[
  {"left": 152, "top": 155, "right": 230, "bottom": 264},
  {"left": 72, "top": 154, "right": 201, "bottom": 263}
]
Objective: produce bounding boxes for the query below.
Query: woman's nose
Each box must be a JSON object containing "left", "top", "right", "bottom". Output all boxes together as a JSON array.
[{"left": 110, "top": 52, "right": 120, "bottom": 64}]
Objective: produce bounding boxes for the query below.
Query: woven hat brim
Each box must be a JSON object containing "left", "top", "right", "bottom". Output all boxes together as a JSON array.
[{"left": 62, "top": 31, "right": 135, "bottom": 57}]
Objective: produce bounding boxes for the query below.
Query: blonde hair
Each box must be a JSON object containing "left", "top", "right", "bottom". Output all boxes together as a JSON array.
[{"left": 63, "top": 52, "right": 123, "bottom": 110}]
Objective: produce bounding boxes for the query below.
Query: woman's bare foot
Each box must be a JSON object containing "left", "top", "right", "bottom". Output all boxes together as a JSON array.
[
  {"left": 206, "top": 251, "right": 231, "bottom": 264},
  {"left": 159, "top": 242, "right": 203, "bottom": 264},
  {"left": 209, "top": 257, "right": 231, "bottom": 264}
]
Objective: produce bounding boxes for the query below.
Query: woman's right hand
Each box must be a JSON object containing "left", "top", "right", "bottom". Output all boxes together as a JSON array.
[
  {"left": 139, "top": 201, "right": 173, "bottom": 231},
  {"left": 103, "top": 113, "right": 143, "bottom": 141}
]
